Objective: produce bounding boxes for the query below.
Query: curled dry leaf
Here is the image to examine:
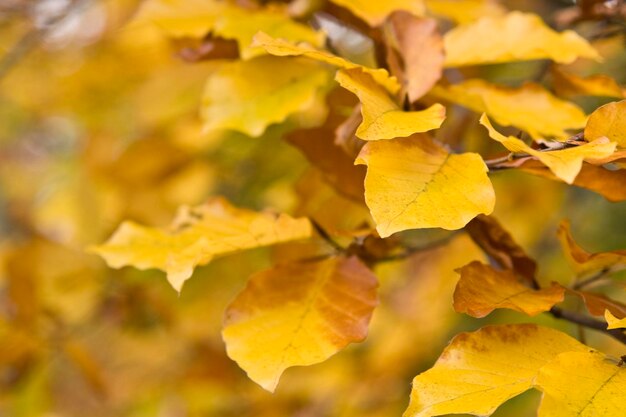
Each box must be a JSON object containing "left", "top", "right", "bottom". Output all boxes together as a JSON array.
[
  {"left": 201, "top": 55, "right": 332, "bottom": 137},
  {"left": 432, "top": 80, "right": 587, "bottom": 140},
  {"left": 253, "top": 31, "right": 400, "bottom": 93},
  {"left": 355, "top": 134, "right": 494, "bottom": 237},
  {"left": 384, "top": 12, "right": 444, "bottom": 102},
  {"left": 444, "top": 11, "right": 600, "bottom": 67},
  {"left": 605, "top": 309, "right": 626, "bottom": 329},
  {"left": 551, "top": 66, "right": 625, "bottom": 99},
  {"left": 464, "top": 214, "right": 537, "bottom": 283},
  {"left": 454, "top": 261, "right": 564, "bottom": 318},
  {"left": 536, "top": 351, "right": 626, "bottom": 417},
  {"left": 329, "top": 0, "right": 426, "bottom": 26},
  {"left": 584, "top": 100, "right": 626, "bottom": 147},
  {"left": 481, "top": 114, "right": 616, "bottom": 184},
  {"left": 558, "top": 220, "right": 626, "bottom": 277},
  {"left": 90, "top": 198, "right": 312, "bottom": 292},
  {"left": 335, "top": 68, "right": 446, "bottom": 140},
  {"left": 404, "top": 324, "right": 587, "bottom": 417},
  {"left": 222, "top": 256, "right": 378, "bottom": 392}
]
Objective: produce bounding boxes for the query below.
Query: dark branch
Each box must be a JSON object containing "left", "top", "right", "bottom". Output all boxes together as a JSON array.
[{"left": 549, "top": 306, "right": 626, "bottom": 344}]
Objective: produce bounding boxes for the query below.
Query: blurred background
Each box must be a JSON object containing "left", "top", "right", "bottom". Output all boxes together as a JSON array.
[{"left": 0, "top": 1, "right": 625, "bottom": 416}]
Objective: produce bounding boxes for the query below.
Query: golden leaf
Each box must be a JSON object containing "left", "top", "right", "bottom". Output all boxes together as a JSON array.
[
  {"left": 584, "top": 100, "right": 626, "bottom": 148},
  {"left": 90, "top": 198, "right": 312, "bottom": 292},
  {"left": 222, "top": 256, "right": 378, "bottom": 392},
  {"left": 552, "top": 67, "right": 625, "bottom": 99},
  {"left": 536, "top": 351, "right": 626, "bottom": 417},
  {"left": 425, "top": 0, "right": 506, "bottom": 24},
  {"left": 355, "top": 134, "right": 494, "bottom": 237},
  {"left": 335, "top": 68, "right": 446, "bottom": 140},
  {"left": 201, "top": 55, "right": 332, "bottom": 137},
  {"left": 605, "top": 310, "right": 626, "bottom": 329},
  {"left": 253, "top": 31, "right": 401, "bottom": 93},
  {"left": 444, "top": 11, "right": 600, "bottom": 67},
  {"left": 454, "top": 261, "right": 564, "bottom": 318},
  {"left": 329, "top": 0, "right": 426, "bottom": 26},
  {"left": 481, "top": 114, "right": 616, "bottom": 183},
  {"left": 404, "top": 324, "right": 587, "bottom": 417},
  {"left": 432, "top": 80, "right": 587, "bottom": 139}
]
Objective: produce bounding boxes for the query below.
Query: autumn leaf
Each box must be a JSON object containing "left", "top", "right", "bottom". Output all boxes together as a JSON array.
[
  {"left": 432, "top": 80, "right": 588, "bottom": 139},
  {"left": 403, "top": 324, "right": 587, "bottom": 417},
  {"left": 536, "top": 351, "right": 626, "bottom": 417},
  {"left": 384, "top": 12, "right": 444, "bottom": 102},
  {"left": 584, "top": 100, "right": 626, "bottom": 147},
  {"left": 558, "top": 220, "right": 626, "bottom": 277},
  {"left": 570, "top": 290, "right": 626, "bottom": 319},
  {"left": 222, "top": 256, "right": 378, "bottom": 392},
  {"left": 481, "top": 114, "right": 616, "bottom": 184},
  {"left": 454, "top": 261, "right": 564, "bottom": 318},
  {"left": 355, "top": 134, "right": 494, "bottom": 237},
  {"left": 329, "top": 0, "right": 426, "bottom": 26},
  {"left": 132, "top": 0, "right": 324, "bottom": 58},
  {"left": 201, "top": 55, "right": 332, "bottom": 137},
  {"left": 465, "top": 215, "right": 537, "bottom": 283},
  {"left": 335, "top": 68, "right": 446, "bottom": 140},
  {"left": 551, "top": 66, "right": 625, "bottom": 99},
  {"left": 425, "top": 0, "right": 505, "bottom": 24},
  {"left": 605, "top": 310, "right": 626, "bottom": 329},
  {"left": 444, "top": 11, "right": 600, "bottom": 67},
  {"left": 253, "top": 31, "right": 400, "bottom": 93},
  {"left": 90, "top": 198, "right": 312, "bottom": 292}
]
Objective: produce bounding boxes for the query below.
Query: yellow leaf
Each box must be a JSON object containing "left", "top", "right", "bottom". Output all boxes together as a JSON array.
[
  {"left": 253, "top": 31, "right": 401, "bottom": 94},
  {"left": 551, "top": 67, "right": 625, "bottom": 99},
  {"left": 335, "top": 68, "right": 445, "bottom": 140},
  {"left": 558, "top": 220, "right": 626, "bottom": 277},
  {"left": 90, "top": 198, "right": 312, "bottom": 292},
  {"left": 480, "top": 114, "right": 616, "bottom": 184},
  {"left": 536, "top": 351, "right": 626, "bottom": 417},
  {"left": 454, "top": 261, "right": 565, "bottom": 318},
  {"left": 355, "top": 134, "right": 494, "bottom": 237},
  {"left": 329, "top": 0, "right": 426, "bottom": 26},
  {"left": 404, "top": 324, "right": 587, "bottom": 417},
  {"left": 584, "top": 100, "right": 626, "bottom": 147},
  {"left": 201, "top": 55, "right": 332, "bottom": 137},
  {"left": 425, "top": 0, "right": 506, "bottom": 24},
  {"left": 132, "top": 0, "right": 324, "bottom": 58},
  {"left": 432, "top": 80, "right": 587, "bottom": 139},
  {"left": 444, "top": 11, "right": 600, "bottom": 67},
  {"left": 605, "top": 310, "right": 626, "bottom": 329},
  {"left": 222, "top": 256, "right": 378, "bottom": 392}
]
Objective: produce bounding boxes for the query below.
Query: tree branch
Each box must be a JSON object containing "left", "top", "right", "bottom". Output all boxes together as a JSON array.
[{"left": 549, "top": 306, "right": 626, "bottom": 344}]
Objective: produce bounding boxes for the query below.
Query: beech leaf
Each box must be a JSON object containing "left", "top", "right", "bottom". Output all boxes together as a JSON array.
[
  {"left": 584, "top": 100, "right": 626, "bottom": 147},
  {"left": 444, "top": 11, "right": 600, "bottom": 67},
  {"left": 552, "top": 67, "right": 625, "bottom": 99},
  {"left": 432, "top": 80, "right": 588, "bottom": 139},
  {"left": 404, "top": 324, "right": 587, "bottom": 417},
  {"left": 253, "top": 31, "right": 401, "bottom": 94},
  {"left": 570, "top": 290, "right": 626, "bottom": 319},
  {"left": 454, "top": 261, "right": 565, "bottom": 318},
  {"left": 222, "top": 256, "right": 378, "bottom": 392},
  {"left": 605, "top": 310, "right": 626, "bottom": 329},
  {"left": 536, "top": 351, "right": 626, "bottom": 417},
  {"left": 355, "top": 134, "right": 495, "bottom": 237},
  {"left": 329, "top": 0, "right": 426, "bottom": 26},
  {"left": 425, "top": 0, "right": 505, "bottom": 24},
  {"left": 335, "top": 68, "right": 446, "bottom": 140},
  {"left": 201, "top": 55, "right": 332, "bottom": 137},
  {"left": 481, "top": 114, "right": 616, "bottom": 184},
  {"left": 90, "top": 198, "right": 312, "bottom": 292}
]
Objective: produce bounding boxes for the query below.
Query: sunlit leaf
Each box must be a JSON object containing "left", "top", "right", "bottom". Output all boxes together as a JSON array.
[
  {"left": 605, "top": 310, "right": 626, "bottom": 329},
  {"left": 201, "top": 55, "right": 332, "bottom": 137},
  {"left": 536, "top": 351, "right": 626, "bottom": 417},
  {"left": 222, "top": 255, "right": 378, "bottom": 392},
  {"left": 584, "top": 100, "right": 626, "bottom": 147},
  {"left": 91, "top": 198, "right": 312, "bottom": 292},
  {"left": 335, "top": 68, "right": 446, "bottom": 140},
  {"left": 552, "top": 67, "right": 625, "bottom": 99},
  {"left": 329, "top": 0, "right": 426, "bottom": 26},
  {"left": 425, "top": 0, "right": 505, "bottom": 23},
  {"left": 253, "top": 31, "right": 401, "bottom": 93},
  {"left": 454, "top": 261, "right": 564, "bottom": 317},
  {"left": 432, "top": 80, "right": 588, "bottom": 139},
  {"left": 355, "top": 134, "right": 494, "bottom": 237},
  {"left": 404, "top": 324, "right": 586, "bottom": 417},
  {"left": 481, "top": 114, "right": 616, "bottom": 183},
  {"left": 444, "top": 11, "right": 600, "bottom": 67}
]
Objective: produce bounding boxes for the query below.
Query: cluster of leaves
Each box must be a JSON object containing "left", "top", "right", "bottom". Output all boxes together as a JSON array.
[{"left": 1, "top": 0, "right": 626, "bottom": 416}]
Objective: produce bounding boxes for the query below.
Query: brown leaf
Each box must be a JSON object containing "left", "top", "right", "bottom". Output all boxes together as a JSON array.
[
  {"left": 384, "top": 12, "right": 444, "bottom": 102},
  {"left": 569, "top": 289, "right": 626, "bottom": 319},
  {"left": 454, "top": 261, "right": 564, "bottom": 318},
  {"left": 175, "top": 36, "right": 239, "bottom": 62},
  {"left": 465, "top": 215, "right": 537, "bottom": 283}
]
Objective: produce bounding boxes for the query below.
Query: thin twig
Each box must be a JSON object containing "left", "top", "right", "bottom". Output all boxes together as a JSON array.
[
  {"left": 309, "top": 219, "right": 345, "bottom": 253},
  {"left": 573, "top": 267, "right": 611, "bottom": 290},
  {"left": 374, "top": 231, "right": 462, "bottom": 263}
]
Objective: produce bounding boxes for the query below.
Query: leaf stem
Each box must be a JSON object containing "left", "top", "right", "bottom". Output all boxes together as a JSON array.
[
  {"left": 572, "top": 267, "right": 611, "bottom": 290},
  {"left": 310, "top": 219, "right": 345, "bottom": 253}
]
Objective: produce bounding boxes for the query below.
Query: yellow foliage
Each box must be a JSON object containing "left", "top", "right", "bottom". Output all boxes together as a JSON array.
[
  {"left": 605, "top": 310, "right": 626, "bottom": 329},
  {"left": 329, "top": 0, "right": 426, "bottom": 26},
  {"left": 425, "top": 0, "right": 505, "bottom": 23},
  {"left": 584, "top": 100, "right": 626, "bottom": 147}
]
